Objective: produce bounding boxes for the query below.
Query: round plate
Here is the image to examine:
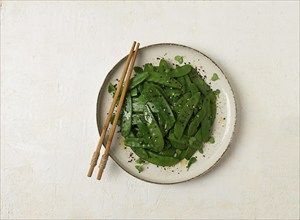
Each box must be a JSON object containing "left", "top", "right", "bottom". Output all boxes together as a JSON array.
[{"left": 96, "top": 43, "right": 237, "bottom": 184}]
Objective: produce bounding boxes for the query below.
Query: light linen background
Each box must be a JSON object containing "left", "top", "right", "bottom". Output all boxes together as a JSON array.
[{"left": 1, "top": 1, "right": 299, "bottom": 219}]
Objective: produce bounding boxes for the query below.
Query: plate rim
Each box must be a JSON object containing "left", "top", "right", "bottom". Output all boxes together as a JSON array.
[{"left": 96, "top": 43, "right": 237, "bottom": 185}]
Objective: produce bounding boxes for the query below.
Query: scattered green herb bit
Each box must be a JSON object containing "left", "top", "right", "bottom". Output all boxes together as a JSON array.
[
  {"left": 175, "top": 55, "right": 183, "bottom": 64},
  {"left": 135, "top": 164, "right": 143, "bottom": 173},
  {"left": 214, "top": 89, "right": 221, "bottom": 97},
  {"left": 134, "top": 66, "right": 144, "bottom": 74},
  {"left": 211, "top": 73, "right": 219, "bottom": 81},
  {"left": 187, "top": 157, "right": 197, "bottom": 170},
  {"left": 136, "top": 158, "right": 142, "bottom": 164},
  {"left": 135, "top": 158, "right": 144, "bottom": 173},
  {"left": 108, "top": 82, "right": 116, "bottom": 94},
  {"left": 198, "top": 147, "right": 204, "bottom": 154},
  {"left": 209, "top": 136, "right": 215, "bottom": 144}
]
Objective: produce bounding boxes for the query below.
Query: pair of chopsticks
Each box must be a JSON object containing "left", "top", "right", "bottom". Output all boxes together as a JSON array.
[{"left": 87, "top": 41, "right": 140, "bottom": 180}]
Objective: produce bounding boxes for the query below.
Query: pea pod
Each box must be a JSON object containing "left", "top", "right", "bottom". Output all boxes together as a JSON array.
[
  {"left": 187, "top": 97, "right": 210, "bottom": 137},
  {"left": 136, "top": 119, "right": 149, "bottom": 138},
  {"left": 134, "top": 66, "right": 144, "bottom": 74},
  {"left": 158, "top": 59, "right": 171, "bottom": 73},
  {"left": 124, "top": 138, "right": 155, "bottom": 150},
  {"left": 147, "top": 72, "right": 182, "bottom": 89},
  {"left": 208, "top": 91, "right": 217, "bottom": 127},
  {"left": 208, "top": 90, "right": 217, "bottom": 103},
  {"left": 129, "top": 72, "right": 149, "bottom": 90},
  {"left": 143, "top": 104, "right": 164, "bottom": 151},
  {"left": 184, "top": 147, "right": 198, "bottom": 160},
  {"left": 121, "top": 94, "right": 132, "bottom": 137},
  {"left": 132, "top": 95, "right": 159, "bottom": 113},
  {"left": 131, "top": 114, "right": 143, "bottom": 125},
  {"left": 144, "top": 63, "right": 154, "bottom": 72},
  {"left": 201, "top": 117, "right": 211, "bottom": 142},
  {"left": 210, "top": 102, "right": 216, "bottom": 127},
  {"left": 200, "top": 100, "right": 211, "bottom": 142},
  {"left": 173, "top": 92, "right": 192, "bottom": 115},
  {"left": 184, "top": 75, "right": 199, "bottom": 94},
  {"left": 131, "top": 147, "right": 149, "bottom": 159},
  {"left": 150, "top": 83, "right": 169, "bottom": 101},
  {"left": 185, "top": 75, "right": 201, "bottom": 113},
  {"left": 137, "top": 83, "right": 144, "bottom": 94},
  {"left": 146, "top": 151, "right": 179, "bottom": 166},
  {"left": 164, "top": 88, "right": 182, "bottom": 99},
  {"left": 174, "top": 92, "right": 201, "bottom": 139},
  {"left": 190, "top": 141, "right": 204, "bottom": 153},
  {"left": 143, "top": 84, "right": 176, "bottom": 132},
  {"left": 168, "top": 133, "right": 188, "bottom": 150},
  {"left": 159, "top": 147, "right": 176, "bottom": 157},
  {"left": 189, "top": 69, "right": 210, "bottom": 96},
  {"left": 128, "top": 132, "right": 136, "bottom": 138},
  {"left": 177, "top": 77, "right": 186, "bottom": 93},
  {"left": 132, "top": 95, "right": 147, "bottom": 112},
  {"left": 171, "top": 65, "right": 192, "bottom": 77}
]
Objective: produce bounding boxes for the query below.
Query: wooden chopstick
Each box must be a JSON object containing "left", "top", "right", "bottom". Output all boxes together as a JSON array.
[
  {"left": 97, "top": 43, "right": 140, "bottom": 180},
  {"left": 87, "top": 41, "right": 137, "bottom": 177}
]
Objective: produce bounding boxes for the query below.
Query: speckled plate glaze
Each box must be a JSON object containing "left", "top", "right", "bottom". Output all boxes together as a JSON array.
[{"left": 96, "top": 43, "right": 236, "bottom": 184}]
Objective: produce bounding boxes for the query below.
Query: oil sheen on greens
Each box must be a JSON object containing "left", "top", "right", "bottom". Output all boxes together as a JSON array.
[{"left": 108, "top": 58, "right": 219, "bottom": 172}]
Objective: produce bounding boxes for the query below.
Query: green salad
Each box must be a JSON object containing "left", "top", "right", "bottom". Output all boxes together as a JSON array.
[{"left": 108, "top": 57, "right": 219, "bottom": 172}]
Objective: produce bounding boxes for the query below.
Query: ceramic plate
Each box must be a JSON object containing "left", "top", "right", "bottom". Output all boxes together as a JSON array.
[{"left": 96, "top": 43, "right": 236, "bottom": 184}]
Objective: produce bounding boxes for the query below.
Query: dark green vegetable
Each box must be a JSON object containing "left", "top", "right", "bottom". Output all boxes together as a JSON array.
[
  {"left": 164, "top": 87, "right": 182, "bottom": 102},
  {"left": 147, "top": 72, "right": 182, "bottom": 89},
  {"left": 174, "top": 92, "right": 201, "bottom": 139},
  {"left": 173, "top": 92, "right": 192, "bottom": 115},
  {"left": 171, "top": 65, "right": 192, "bottom": 77},
  {"left": 177, "top": 77, "right": 186, "bottom": 93},
  {"left": 158, "top": 59, "right": 171, "bottom": 74},
  {"left": 124, "top": 138, "right": 155, "bottom": 150},
  {"left": 187, "top": 97, "right": 209, "bottom": 137},
  {"left": 146, "top": 151, "right": 179, "bottom": 166},
  {"left": 134, "top": 66, "right": 144, "bottom": 74},
  {"left": 184, "top": 75, "right": 198, "bottom": 94},
  {"left": 189, "top": 69, "right": 210, "bottom": 96},
  {"left": 168, "top": 133, "right": 188, "bottom": 150},
  {"left": 131, "top": 148, "right": 149, "bottom": 159},
  {"left": 129, "top": 72, "right": 149, "bottom": 90},
  {"left": 144, "top": 63, "right": 154, "bottom": 72},
  {"left": 143, "top": 104, "right": 164, "bottom": 152},
  {"left": 184, "top": 147, "right": 198, "bottom": 160},
  {"left": 159, "top": 147, "right": 176, "bottom": 157},
  {"left": 201, "top": 117, "right": 211, "bottom": 142},
  {"left": 187, "top": 157, "right": 197, "bottom": 170},
  {"left": 136, "top": 118, "right": 149, "bottom": 138},
  {"left": 107, "top": 58, "right": 219, "bottom": 171},
  {"left": 121, "top": 94, "right": 132, "bottom": 137},
  {"left": 143, "top": 84, "right": 176, "bottom": 132},
  {"left": 131, "top": 114, "right": 142, "bottom": 125}
]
